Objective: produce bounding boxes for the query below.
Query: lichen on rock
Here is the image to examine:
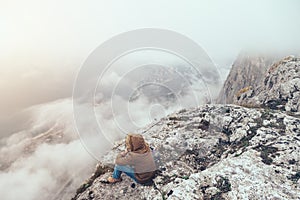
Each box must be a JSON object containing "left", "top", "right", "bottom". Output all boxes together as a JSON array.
[
  {"left": 72, "top": 55, "right": 300, "bottom": 200},
  {"left": 72, "top": 104, "right": 300, "bottom": 200}
]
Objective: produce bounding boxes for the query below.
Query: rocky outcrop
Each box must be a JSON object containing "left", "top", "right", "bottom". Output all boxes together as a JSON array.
[
  {"left": 72, "top": 104, "right": 300, "bottom": 200},
  {"left": 233, "top": 56, "right": 300, "bottom": 113},
  {"left": 217, "top": 53, "right": 277, "bottom": 104},
  {"left": 72, "top": 54, "right": 300, "bottom": 200}
]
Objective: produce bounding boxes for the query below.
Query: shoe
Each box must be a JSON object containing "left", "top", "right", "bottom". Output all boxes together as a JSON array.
[{"left": 107, "top": 176, "right": 122, "bottom": 184}]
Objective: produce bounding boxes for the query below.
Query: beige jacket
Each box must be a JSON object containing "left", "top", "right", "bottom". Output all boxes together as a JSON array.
[{"left": 115, "top": 134, "right": 156, "bottom": 183}]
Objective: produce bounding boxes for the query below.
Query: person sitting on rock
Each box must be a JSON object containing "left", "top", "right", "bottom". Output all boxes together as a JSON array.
[{"left": 107, "top": 133, "right": 156, "bottom": 184}]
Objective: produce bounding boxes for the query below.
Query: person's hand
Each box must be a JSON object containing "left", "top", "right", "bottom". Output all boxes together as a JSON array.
[{"left": 120, "top": 150, "right": 128, "bottom": 157}]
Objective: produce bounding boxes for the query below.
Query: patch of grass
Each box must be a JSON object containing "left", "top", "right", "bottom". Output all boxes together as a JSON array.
[
  {"left": 181, "top": 175, "right": 189, "bottom": 180},
  {"left": 236, "top": 86, "right": 252, "bottom": 97},
  {"left": 287, "top": 171, "right": 300, "bottom": 183},
  {"left": 162, "top": 191, "right": 167, "bottom": 200}
]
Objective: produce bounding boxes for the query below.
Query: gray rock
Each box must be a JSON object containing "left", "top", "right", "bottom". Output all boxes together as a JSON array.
[
  {"left": 217, "top": 53, "right": 277, "bottom": 104},
  {"left": 71, "top": 54, "right": 300, "bottom": 200},
  {"left": 234, "top": 56, "right": 300, "bottom": 113},
  {"left": 72, "top": 104, "right": 300, "bottom": 200}
]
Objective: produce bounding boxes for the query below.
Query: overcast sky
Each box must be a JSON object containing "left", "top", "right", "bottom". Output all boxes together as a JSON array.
[
  {"left": 0, "top": 0, "right": 300, "bottom": 136},
  {"left": 0, "top": 2, "right": 300, "bottom": 199}
]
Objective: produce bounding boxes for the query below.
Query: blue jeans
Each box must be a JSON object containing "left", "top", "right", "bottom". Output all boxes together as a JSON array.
[{"left": 112, "top": 165, "right": 138, "bottom": 182}]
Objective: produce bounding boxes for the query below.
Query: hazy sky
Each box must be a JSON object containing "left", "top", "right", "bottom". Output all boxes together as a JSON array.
[
  {"left": 0, "top": 0, "right": 300, "bottom": 135},
  {"left": 1, "top": 1, "right": 300, "bottom": 199}
]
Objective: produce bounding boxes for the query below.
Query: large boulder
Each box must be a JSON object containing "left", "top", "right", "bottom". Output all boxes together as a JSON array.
[
  {"left": 234, "top": 56, "right": 300, "bottom": 113},
  {"left": 217, "top": 53, "right": 277, "bottom": 104}
]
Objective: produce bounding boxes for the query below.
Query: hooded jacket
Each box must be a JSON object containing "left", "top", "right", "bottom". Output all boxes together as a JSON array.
[{"left": 115, "top": 134, "right": 156, "bottom": 184}]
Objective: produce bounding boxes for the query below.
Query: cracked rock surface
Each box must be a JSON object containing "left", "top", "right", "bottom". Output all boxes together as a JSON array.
[
  {"left": 217, "top": 53, "right": 278, "bottom": 104},
  {"left": 72, "top": 55, "right": 300, "bottom": 200},
  {"left": 233, "top": 56, "right": 300, "bottom": 113},
  {"left": 72, "top": 104, "right": 300, "bottom": 200}
]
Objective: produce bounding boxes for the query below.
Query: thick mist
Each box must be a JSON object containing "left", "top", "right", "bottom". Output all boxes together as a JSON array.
[
  {"left": 1, "top": 1, "right": 300, "bottom": 200},
  {"left": 0, "top": 100, "right": 92, "bottom": 200}
]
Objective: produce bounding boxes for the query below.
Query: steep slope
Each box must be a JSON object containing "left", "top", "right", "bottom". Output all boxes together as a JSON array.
[
  {"left": 72, "top": 55, "right": 300, "bottom": 200},
  {"left": 234, "top": 56, "right": 300, "bottom": 113},
  {"left": 217, "top": 53, "right": 277, "bottom": 104},
  {"left": 72, "top": 104, "right": 299, "bottom": 200}
]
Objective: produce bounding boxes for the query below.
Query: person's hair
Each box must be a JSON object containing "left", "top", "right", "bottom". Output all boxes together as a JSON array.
[{"left": 125, "top": 133, "right": 150, "bottom": 153}]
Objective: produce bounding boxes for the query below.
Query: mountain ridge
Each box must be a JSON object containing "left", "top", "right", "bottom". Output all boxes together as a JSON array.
[{"left": 72, "top": 55, "right": 300, "bottom": 200}]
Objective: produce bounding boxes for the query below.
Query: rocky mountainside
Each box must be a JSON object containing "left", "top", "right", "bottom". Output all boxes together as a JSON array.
[
  {"left": 72, "top": 56, "right": 300, "bottom": 200},
  {"left": 217, "top": 53, "right": 278, "bottom": 104},
  {"left": 233, "top": 56, "right": 300, "bottom": 113}
]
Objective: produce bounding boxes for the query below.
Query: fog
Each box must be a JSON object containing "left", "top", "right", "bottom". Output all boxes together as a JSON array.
[
  {"left": 1, "top": 0, "right": 300, "bottom": 200},
  {"left": 0, "top": 99, "right": 96, "bottom": 200},
  {"left": 1, "top": 0, "right": 300, "bottom": 136}
]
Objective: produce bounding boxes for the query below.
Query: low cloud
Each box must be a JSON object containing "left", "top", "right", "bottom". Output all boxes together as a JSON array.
[
  {"left": 0, "top": 100, "right": 96, "bottom": 200},
  {"left": 0, "top": 140, "right": 95, "bottom": 200}
]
